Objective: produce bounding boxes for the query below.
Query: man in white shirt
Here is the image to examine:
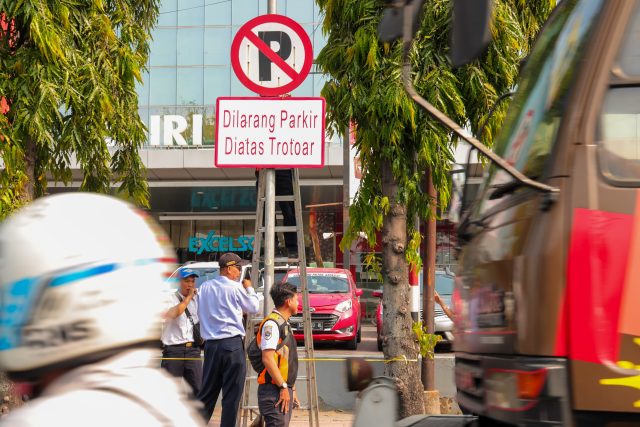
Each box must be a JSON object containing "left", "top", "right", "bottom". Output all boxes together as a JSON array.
[
  {"left": 256, "top": 282, "right": 300, "bottom": 427},
  {"left": 197, "top": 253, "right": 260, "bottom": 427},
  {"left": 162, "top": 268, "right": 203, "bottom": 396}
]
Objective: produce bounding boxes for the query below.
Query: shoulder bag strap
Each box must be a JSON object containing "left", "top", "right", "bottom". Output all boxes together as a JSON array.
[
  {"left": 175, "top": 291, "right": 197, "bottom": 328},
  {"left": 267, "top": 312, "right": 290, "bottom": 351}
]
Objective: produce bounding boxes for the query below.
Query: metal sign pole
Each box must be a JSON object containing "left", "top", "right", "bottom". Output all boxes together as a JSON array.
[
  {"left": 263, "top": 169, "right": 276, "bottom": 316},
  {"left": 262, "top": 0, "right": 277, "bottom": 319},
  {"left": 236, "top": 3, "right": 320, "bottom": 426}
]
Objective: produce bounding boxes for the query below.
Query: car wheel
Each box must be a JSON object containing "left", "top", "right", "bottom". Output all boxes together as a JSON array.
[
  {"left": 377, "top": 338, "right": 383, "bottom": 351},
  {"left": 346, "top": 335, "right": 358, "bottom": 350},
  {"left": 357, "top": 327, "right": 362, "bottom": 343}
]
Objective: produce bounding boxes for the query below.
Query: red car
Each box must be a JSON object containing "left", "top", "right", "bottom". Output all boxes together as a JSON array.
[{"left": 283, "top": 268, "right": 363, "bottom": 350}]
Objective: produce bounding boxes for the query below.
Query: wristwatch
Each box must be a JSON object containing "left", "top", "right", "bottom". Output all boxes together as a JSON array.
[{"left": 280, "top": 381, "right": 288, "bottom": 389}]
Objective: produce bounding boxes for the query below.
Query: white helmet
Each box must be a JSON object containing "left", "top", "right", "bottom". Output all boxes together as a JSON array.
[{"left": 0, "top": 193, "right": 176, "bottom": 380}]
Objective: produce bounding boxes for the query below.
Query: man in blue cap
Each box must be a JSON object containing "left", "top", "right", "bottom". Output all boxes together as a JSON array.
[{"left": 161, "top": 267, "right": 203, "bottom": 396}]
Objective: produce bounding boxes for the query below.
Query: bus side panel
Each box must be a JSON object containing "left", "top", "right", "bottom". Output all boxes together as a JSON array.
[{"left": 563, "top": 197, "right": 640, "bottom": 412}]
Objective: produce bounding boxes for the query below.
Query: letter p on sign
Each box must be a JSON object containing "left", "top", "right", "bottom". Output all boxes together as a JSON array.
[{"left": 231, "top": 14, "right": 313, "bottom": 97}]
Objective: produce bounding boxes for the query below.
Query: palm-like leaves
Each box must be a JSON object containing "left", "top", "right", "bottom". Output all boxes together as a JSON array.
[
  {"left": 0, "top": 0, "right": 159, "bottom": 215},
  {"left": 316, "top": 0, "right": 554, "bottom": 260}
]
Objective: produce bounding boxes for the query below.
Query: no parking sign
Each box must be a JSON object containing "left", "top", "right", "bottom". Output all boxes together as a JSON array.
[
  {"left": 216, "top": 14, "right": 324, "bottom": 168},
  {"left": 230, "top": 14, "right": 313, "bottom": 97}
]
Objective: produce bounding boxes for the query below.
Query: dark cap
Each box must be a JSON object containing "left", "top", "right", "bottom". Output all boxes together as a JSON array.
[{"left": 219, "top": 253, "right": 250, "bottom": 269}]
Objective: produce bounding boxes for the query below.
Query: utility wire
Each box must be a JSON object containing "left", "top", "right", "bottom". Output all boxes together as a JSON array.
[{"left": 159, "top": 0, "right": 232, "bottom": 15}]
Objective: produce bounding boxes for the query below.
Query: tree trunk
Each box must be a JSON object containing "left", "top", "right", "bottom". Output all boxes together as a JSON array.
[
  {"left": 381, "top": 160, "right": 425, "bottom": 417},
  {"left": 18, "top": 136, "right": 36, "bottom": 204}
]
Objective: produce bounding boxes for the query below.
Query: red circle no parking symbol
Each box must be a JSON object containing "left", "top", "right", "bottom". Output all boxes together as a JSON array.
[{"left": 230, "top": 14, "right": 313, "bottom": 97}]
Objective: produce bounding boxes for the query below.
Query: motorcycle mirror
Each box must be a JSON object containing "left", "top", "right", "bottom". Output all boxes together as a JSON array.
[
  {"left": 346, "top": 358, "right": 374, "bottom": 392},
  {"left": 378, "top": 0, "right": 426, "bottom": 43},
  {"left": 448, "top": 165, "right": 466, "bottom": 224},
  {"left": 451, "top": 0, "right": 493, "bottom": 67}
]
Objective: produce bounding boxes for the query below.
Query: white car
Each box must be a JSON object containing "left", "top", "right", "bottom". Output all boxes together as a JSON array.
[
  {"left": 166, "top": 262, "right": 264, "bottom": 337},
  {"left": 167, "top": 261, "right": 255, "bottom": 298}
]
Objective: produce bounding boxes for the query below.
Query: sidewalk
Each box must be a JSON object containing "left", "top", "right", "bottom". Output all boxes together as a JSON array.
[{"left": 207, "top": 408, "right": 353, "bottom": 427}]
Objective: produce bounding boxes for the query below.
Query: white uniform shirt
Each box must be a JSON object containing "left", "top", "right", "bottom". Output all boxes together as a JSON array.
[
  {"left": 260, "top": 311, "right": 286, "bottom": 350},
  {"left": 161, "top": 292, "right": 199, "bottom": 346}
]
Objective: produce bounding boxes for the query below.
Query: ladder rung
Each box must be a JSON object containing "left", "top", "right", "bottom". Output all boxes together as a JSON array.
[
  {"left": 256, "top": 256, "right": 300, "bottom": 264},
  {"left": 274, "top": 256, "right": 300, "bottom": 263},
  {"left": 242, "top": 405, "right": 313, "bottom": 411},
  {"left": 245, "top": 376, "right": 311, "bottom": 381},
  {"left": 260, "top": 195, "right": 295, "bottom": 202},
  {"left": 258, "top": 226, "right": 298, "bottom": 233}
]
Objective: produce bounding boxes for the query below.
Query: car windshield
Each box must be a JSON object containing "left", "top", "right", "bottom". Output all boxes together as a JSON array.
[
  {"left": 419, "top": 274, "right": 454, "bottom": 296},
  {"left": 275, "top": 271, "right": 288, "bottom": 285},
  {"left": 435, "top": 274, "right": 454, "bottom": 295},
  {"left": 286, "top": 274, "right": 350, "bottom": 294},
  {"left": 257, "top": 269, "right": 290, "bottom": 289}
]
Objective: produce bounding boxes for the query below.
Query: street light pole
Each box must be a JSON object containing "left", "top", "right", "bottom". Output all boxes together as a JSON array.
[{"left": 343, "top": 126, "right": 351, "bottom": 270}]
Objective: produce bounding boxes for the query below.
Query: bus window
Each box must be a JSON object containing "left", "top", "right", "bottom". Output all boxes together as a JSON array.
[
  {"left": 599, "top": 3, "right": 640, "bottom": 185},
  {"left": 476, "top": 0, "right": 603, "bottom": 216},
  {"left": 613, "top": 2, "right": 640, "bottom": 78},
  {"left": 598, "top": 88, "right": 640, "bottom": 184}
]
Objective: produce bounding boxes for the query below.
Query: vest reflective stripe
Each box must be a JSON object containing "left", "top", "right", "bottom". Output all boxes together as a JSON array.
[{"left": 255, "top": 312, "right": 298, "bottom": 386}]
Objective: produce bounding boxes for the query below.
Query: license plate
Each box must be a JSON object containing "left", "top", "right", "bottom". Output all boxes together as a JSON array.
[
  {"left": 291, "top": 322, "right": 302, "bottom": 330},
  {"left": 291, "top": 321, "right": 323, "bottom": 330}
]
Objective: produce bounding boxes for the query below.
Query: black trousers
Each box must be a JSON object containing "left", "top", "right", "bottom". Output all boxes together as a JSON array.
[
  {"left": 275, "top": 170, "right": 297, "bottom": 254},
  {"left": 258, "top": 383, "right": 293, "bottom": 427},
  {"left": 198, "top": 336, "right": 246, "bottom": 427},
  {"left": 161, "top": 345, "right": 202, "bottom": 396},
  {"left": 256, "top": 169, "right": 297, "bottom": 254}
]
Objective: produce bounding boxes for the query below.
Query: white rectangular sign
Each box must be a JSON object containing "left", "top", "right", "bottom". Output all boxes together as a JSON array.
[{"left": 215, "top": 97, "right": 325, "bottom": 168}]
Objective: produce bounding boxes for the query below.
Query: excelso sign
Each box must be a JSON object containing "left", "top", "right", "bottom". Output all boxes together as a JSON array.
[
  {"left": 189, "top": 231, "right": 254, "bottom": 254},
  {"left": 215, "top": 97, "right": 325, "bottom": 168}
]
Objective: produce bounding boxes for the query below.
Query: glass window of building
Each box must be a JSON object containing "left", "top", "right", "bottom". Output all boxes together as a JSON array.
[
  {"left": 178, "top": 0, "right": 204, "bottom": 26},
  {"left": 177, "top": 28, "right": 204, "bottom": 66},
  {"left": 150, "top": 29, "right": 177, "bottom": 67},
  {"left": 149, "top": 68, "right": 177, "bottom": 105},
  {"left": 205, "top": 1, "right": 231, "bottom": 26},
  {"left": 232, "top": 0, "right": 260, "bottom": 26},
  {"left": 287, "top": 1, "right": 314, "bottom": 23},
  {"left": 204, "top": 67, "right": 231, "bottom": 102},
  {"left": 204, "top": 28, "right": 231, "bottom": 65},
  {"left": 177, "top": 68, "right": 204, "bottom": 105},
  {"left": 157, "top": 0, "right": 177, "bottom": 26}
]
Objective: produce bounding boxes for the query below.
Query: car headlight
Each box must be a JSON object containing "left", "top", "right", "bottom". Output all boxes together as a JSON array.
[{"left": 335, "top": 299, "right": 352, "bottom": 313}]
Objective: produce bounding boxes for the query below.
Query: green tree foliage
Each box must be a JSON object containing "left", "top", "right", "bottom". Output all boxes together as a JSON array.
[
  {"left": 318, "top": 0, "right": 555, "bottom": 252},
  {"left": 316, "top": 0, "right": 554, "bottom": 416},
  {"left": 0, "top": 0, "right": 159, "bottom": 216},
  {"left": 413, "top": 321, "right": 441, "bottom": 360}
]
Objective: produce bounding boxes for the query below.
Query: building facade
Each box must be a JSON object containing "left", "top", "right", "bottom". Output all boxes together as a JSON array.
[
  {"left": 46, "top": 0, "right": 467, "bottom": 317},
  {"left": 136, "top": 0, "right": 344, "bottom": 266}
]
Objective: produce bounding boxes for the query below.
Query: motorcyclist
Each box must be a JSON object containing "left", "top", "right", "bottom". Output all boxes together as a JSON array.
[{"left": 0, "top": 193, "right": 205, "bottom": 426}]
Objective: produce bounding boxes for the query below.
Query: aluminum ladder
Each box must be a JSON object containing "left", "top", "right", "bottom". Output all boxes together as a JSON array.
[{"left": 238, "top": 168, "right": 320, "bottom": 427}]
